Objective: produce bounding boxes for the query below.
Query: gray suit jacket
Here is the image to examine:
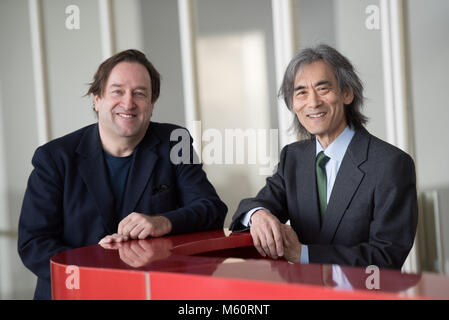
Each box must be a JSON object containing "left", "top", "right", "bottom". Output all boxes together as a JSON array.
[{"left": 230, "top": 127, "right": 418, "bottom": 269}]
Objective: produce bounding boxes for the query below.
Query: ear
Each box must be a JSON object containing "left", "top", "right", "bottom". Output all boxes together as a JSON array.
[
  {"left": 93, "top": 95, "right": 100, "bottom": 112},
  {"left": 343, "top": 89, "right": 354, "bottom": 105},
  {"left": 149, "top": 101, "right": 155, "bottom": 116}
]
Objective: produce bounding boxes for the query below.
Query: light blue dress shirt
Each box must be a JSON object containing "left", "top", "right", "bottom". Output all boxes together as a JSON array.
[{"left": 241, "top": 126, "right": 355, "bottom": 263}]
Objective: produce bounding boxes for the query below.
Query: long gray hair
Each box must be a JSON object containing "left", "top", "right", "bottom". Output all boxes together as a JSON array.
[{"left": 279, "top": 44, "right": 368, "bottom": 138}]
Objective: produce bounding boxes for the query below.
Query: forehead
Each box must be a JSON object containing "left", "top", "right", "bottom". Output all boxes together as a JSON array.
[
  {"left": 294, "top": 60, "right": 337, "bottom": 85},
  {"left": 106, "top": 61, "right": 151, "bottom": 87}
]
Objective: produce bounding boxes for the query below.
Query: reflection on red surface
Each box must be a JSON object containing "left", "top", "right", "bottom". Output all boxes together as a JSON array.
[
  {"left": 51, "top": 229, "right": 449, "bottom": 300},
  {"left": 100, "top": 238, "right": 174, "bottom": 268}
]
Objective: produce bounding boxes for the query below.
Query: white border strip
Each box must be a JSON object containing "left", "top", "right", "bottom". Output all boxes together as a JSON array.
[
  {"left": 178, "top": 0, "right": 201, "bottom": 158},
  {"left": 381, "top": 0, "right": 417, "bottom": 273},
  {"left": 432, "top": 191, "right": 445, "bottom": 273},
  {"left": 380, "top": 0, "right": 409, "bottom": 152},
  {"left": 380, "top": 0, "right": 396, "bottom": 146},
  {"left": 28, "top": 0, "right": 50, "bottom": 145},
  {"left": 390, "top": 1, "right": 408, "bottom": 151},
  {"left": 271, "top": 0, "right": 297, "bottom": 148},
  {"left": 178, "top": 0, "right": 200, "bottom": 135},
  {"left": 99, "top": 0, "right": 115, "bottom": 60}
]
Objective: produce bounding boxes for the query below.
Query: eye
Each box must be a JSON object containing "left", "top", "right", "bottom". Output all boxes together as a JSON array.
[
  {"left": 296, "top": 92, "right": 308, "bottom": 100},
  {"left": 317, "top": 86, "right": 330, "bottom": 94},
  {"left": 134, "top": 91, "right": 147, "bottom": 98}
]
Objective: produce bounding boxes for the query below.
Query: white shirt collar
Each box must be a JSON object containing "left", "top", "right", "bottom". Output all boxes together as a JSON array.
[{"left": 315, "top": 126, "right": 355, "bottom": 162}]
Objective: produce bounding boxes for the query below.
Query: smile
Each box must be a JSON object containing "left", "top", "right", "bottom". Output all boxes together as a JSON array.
[
  {"left": 307, "top": 112, "right": 326, "bottom": 118},
  {"left": 117, "top": 113, "right": 136, "bottom": 118}
]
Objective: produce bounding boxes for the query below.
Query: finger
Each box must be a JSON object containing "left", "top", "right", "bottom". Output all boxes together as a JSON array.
[
  {"left": 253, "top": 226, "right": 277, "bottom": 259},
  {"left": 251, "top": 220, "right": 274, "bottom": 258},
  {"left": 118, "top": 212, "right": 138, "bottom": 235},
  {"left": 264, "top": 233, "right": 277, "bottom": 259},
  {"left": 99, "top": 233, "right": 128, "bottom": 245},
  {"left": 250, "top": 228, "right": 266, "bottom": 257},
  {"left": 259, "top": 231, "right": 276, "bottom": 259},
  {"left": 261, "top": 221, "right": 282, "bottom": 259},
  {"left": 99, "top": 235, "right": 112, "bottom": 244},
  {"left": 117, "top": 217, "right": 129, "bottom": 235},
  {"left": 138, "top": 228, "right": 152, "bottom": 240},
  {"left": 111, "top": 233, "right": 129, "bottom": 242},
  {"left": 99, "top": 242, "right": 114, "bottom": 249},
  {"left": 270, "top": 224, "right": 284, "bottom": 257},
  {"left": 129, "top": 224, "right": 145, "bottom": 239},
  {"left": 251, "top": 211, "right": 283, "bottom": 258},
  {"left": 114, "top": 234, "right": 129, "bottom": 242},
  {"left": 120, "top": 219, "right": 138, "bottom": 237}
]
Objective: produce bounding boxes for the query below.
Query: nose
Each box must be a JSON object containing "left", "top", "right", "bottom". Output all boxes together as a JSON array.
[
  {"left": 122, "top": 91, "right": 135, "bottom": 110},
  {"left": 308, "top": 89, "right": 322, "bottom": 108}
]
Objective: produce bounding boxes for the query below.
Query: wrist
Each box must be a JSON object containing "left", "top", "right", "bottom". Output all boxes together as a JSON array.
[
  {"left": 250, "top": 209, "right": 266, "bottom": 224},
  {"left": 161, "top": 216, "right": 172, "bottom": 234}
]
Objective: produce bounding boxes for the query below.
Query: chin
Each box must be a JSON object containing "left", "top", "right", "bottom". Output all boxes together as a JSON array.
[
  {"left": 115, "top": 129, "right": 139, "bottom": 138},
  {"left": 304, "top": 127, "right": 325, "bottom": 137}
]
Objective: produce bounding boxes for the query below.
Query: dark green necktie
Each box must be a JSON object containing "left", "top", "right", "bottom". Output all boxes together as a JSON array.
[{"left": 316, "top": 151, "right": 330, "bottom": 218}]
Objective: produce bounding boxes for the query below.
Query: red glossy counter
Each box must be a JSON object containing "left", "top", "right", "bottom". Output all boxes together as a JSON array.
[{"left": 50, "top": 229, "right": 449, "bottom": 300}]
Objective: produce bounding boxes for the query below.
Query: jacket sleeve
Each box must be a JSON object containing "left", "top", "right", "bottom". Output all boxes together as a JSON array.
[
  {"left": 158, "top": 131, "right": 228, "bottom": 234},
  {"left": 18, "top": 146, "right": 73, "bottom": 282},
  {"left": 308, "top": 152, "right": 418, "bottom": 269},
  {"left": 229, "top": 145, "right": 291, "bottom": 232}
]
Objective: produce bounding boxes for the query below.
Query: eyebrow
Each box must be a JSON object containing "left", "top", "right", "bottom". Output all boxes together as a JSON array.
[
  {"left": 294, "top": 80, "right": 332, "bottom": 91},
  {"left": 109, "top": 83, "right": 149, "bottom": 91}
]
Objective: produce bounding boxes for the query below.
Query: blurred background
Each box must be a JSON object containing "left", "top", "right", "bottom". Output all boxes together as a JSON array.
[{"left": 0, "top": 0, "right": 448, "bottom": 299}]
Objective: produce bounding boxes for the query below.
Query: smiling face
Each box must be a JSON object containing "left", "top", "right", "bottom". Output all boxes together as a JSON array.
[
  {"left": 292, "top": 60, "right": 354, "bottom": 148},
  {"left": 94, "top": 61, "right": 154, "bottom": 151}
]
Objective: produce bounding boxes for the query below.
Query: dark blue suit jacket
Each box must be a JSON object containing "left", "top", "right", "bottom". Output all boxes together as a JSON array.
[
  {"left": 231, "top": 127, "right": 418, "bottom": 269},
  {"left": 18, "top": 122, "right": 227, "bottom": 299}
]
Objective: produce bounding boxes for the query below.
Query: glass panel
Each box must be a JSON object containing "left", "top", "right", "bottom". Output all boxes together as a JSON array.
[
  {"left": 195, "top": 0, "right": 278, "bottom": 226},
  {"left": 140, "top": 0, "right": 186, "bottom": 126}
]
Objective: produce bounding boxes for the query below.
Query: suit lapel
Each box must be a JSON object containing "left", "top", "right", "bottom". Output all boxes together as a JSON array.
[
  {"left": 295, "top": 140, "right": 322, "bottom": 243},
  {"left": 120, "top": 126, "right": 160, "bottom": 219},
  {"left": 76, "top": 124, "right": 117, "bottom": 234},
  {"left": 320, "top": 128, "right": 370, "bottom": 243}
]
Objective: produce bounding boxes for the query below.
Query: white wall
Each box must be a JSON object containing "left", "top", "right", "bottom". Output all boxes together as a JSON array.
[
  {"left": 140, "top": 0, "right": 186, "bottom": 126},
  {"left": 0, "top": 0, "right": 39, "bottom": 299},
  {"left": 295, "top": 0, "right": 386, "bottom": 141},
  {"left": 408, "top": 0, "right": 449, "bottom": 190},
  {"left": 407, "top": 0, "right": 449, "bottom": 274},
  {"left": 41, "top": 0, "right": 102, "bottom": 139},
  {"left": 334, "top": 0, "right": 386, "bottom": 141}
]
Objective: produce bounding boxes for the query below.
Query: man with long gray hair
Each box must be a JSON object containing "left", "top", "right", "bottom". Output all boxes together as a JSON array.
[{"left": 231, "top": 44, "right": 418, "bottom": 269}]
